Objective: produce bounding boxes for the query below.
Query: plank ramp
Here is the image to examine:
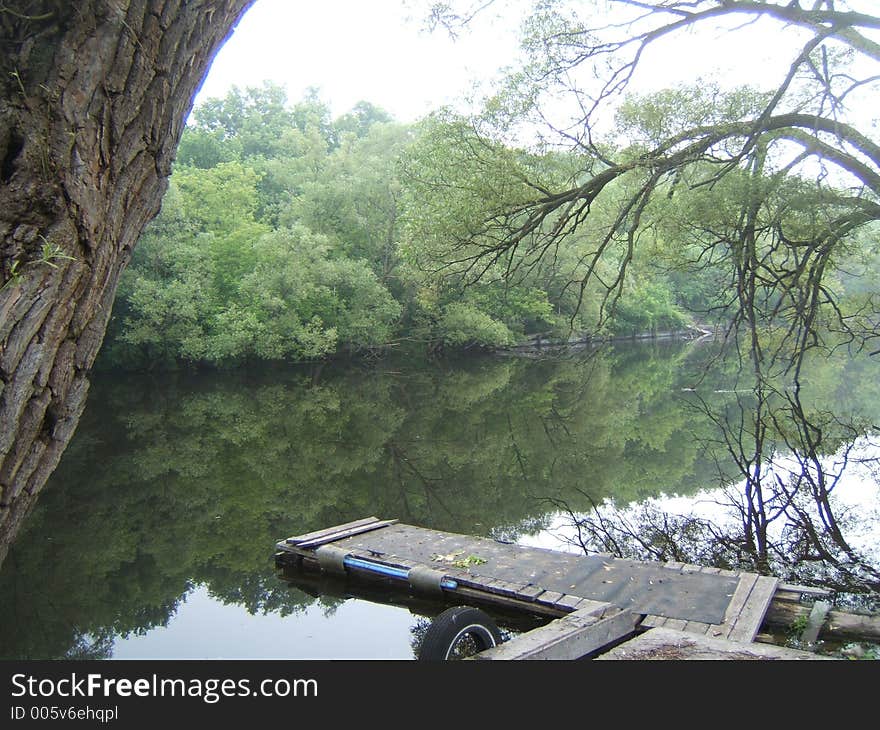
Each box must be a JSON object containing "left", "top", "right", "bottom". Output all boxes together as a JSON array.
[{"left": 472, "top": 602, "right": 640, "bottom": 660}]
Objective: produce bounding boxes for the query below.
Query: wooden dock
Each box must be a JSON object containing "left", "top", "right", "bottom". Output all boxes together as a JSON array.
[{"left": 274, "top": 517, "right": 836, "bottom": 660}]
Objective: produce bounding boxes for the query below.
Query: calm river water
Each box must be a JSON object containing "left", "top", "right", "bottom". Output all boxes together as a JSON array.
[{"left": 1, "top": 339, "right": 877, "bottom": 659}]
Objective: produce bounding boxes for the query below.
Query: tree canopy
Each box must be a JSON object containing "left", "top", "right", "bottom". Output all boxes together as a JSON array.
[
  {"left": 411, "top": 0, "right": 880, "bottom": 379},
  {"left": 100, "top": 83, "right": 704, "bottom": 370}
]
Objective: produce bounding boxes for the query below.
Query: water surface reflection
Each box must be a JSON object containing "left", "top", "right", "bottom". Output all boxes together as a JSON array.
[{"left": 1, "top": 340, "right": 876, "bottom": 658}]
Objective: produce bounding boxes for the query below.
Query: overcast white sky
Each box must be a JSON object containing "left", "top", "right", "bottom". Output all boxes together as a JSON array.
[
  {"left": 195, "top": 0, "right": 525, "bottom": 121},
  {"left": 195, "top": 1, "right": 870, "bottom": 127}
]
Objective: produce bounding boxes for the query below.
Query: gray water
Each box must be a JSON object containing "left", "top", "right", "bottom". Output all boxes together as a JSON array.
[{"left": 1, "top": 340, "right": 877, "bottom": 659}]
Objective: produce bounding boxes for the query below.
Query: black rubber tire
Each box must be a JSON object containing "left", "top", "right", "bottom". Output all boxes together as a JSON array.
[{"left": 418, "top": 606, "right": 503, "bottom": 660}]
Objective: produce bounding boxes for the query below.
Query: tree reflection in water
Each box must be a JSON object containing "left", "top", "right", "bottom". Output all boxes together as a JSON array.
[
  {"left": 0, "top": 340, "right": 877, "bottom": 658},
  {"left": 544, "top": 378, "right": 880, "bottom": 613}
]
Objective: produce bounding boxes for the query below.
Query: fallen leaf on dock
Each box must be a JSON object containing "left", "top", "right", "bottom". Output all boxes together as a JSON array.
[{"left": 431, "top": 550, "right": 465, "bottom": 563}]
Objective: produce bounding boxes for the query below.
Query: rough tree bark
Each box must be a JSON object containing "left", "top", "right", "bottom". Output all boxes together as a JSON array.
[{"left": 0, "top": 0, "right": 255, "bottom": 564}]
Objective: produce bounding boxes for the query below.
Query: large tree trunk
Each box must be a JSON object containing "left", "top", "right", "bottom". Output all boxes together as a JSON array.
[{"left": 0, "top": 0, "right": 254, "bottom": 564}]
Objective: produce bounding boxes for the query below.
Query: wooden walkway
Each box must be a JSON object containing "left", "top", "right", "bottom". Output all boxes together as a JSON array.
[{"left": 275, "top": 516, "right": 830, "bottom": 660}]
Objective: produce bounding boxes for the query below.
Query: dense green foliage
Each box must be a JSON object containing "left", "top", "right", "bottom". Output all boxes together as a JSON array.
[
  {"left": 103, "top": 85, "right": 406, "bottom": 368},
  {"left": 102, "top": 84, "right": 702, "bottom": 369},
  {"left": 102, "top": 18, "right": 879, "bottom": 371}
]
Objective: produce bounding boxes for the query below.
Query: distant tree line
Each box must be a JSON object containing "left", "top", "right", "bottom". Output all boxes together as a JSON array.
[
  {"left": 102, "top": 56, "right": 879, "bottom": 371},
  {"left": 100, "top": 83, "right": 707, "bottom": 369}
]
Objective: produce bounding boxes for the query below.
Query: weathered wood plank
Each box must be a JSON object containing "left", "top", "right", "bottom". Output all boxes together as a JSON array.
[
  {"left": 514, "top": 584, "right": 546, "bottom": 601},
  {"left": 663, "top": 618, "right": 687, "bottom": 631},
  {"left": 294, "top": 519, "right": 399, "bottom": 549},
  {"left": 596, "top": 627, "right": 834, "bottom": 660},
  {"left": 566, "top": 598, "right": 612, "bottom": 616},
  {"left": 713, "top": 572, "right": 759, "bottom": 639},
  {"left": 642, "top": 615, "right": 668, "bottom": 629},
  {"left": 473, "top": 606, "right": 640, "bottom": 660},
  {"left": 682, "top": 621, "right": 711, "bottom": 635},
  {"left": 799, "top": 600, "right": 832, "bottom": 646},
  {"left": 487, "top": 577, "right": 538, "bottom": 599},
  {"left": 727, "top": 576, "right": 778, "bottom": 643},
  {"left": 283, "top": 517, "right": 381, "bottom": 545},
  {"left": 777, "top": 582, "right": 833, "bottom": 597},
  {"left": 495, "top": 579, "right": 532, "bottom": 598},
  {"left": 554, "top": 594, "right": 587, "bottom": 611},
  {"left": 535, "top": 590, "right": 565, "bottom": 606},
  {"left": 444, "top": 584, "right": 568, "bottom": 618},
  {"left": 472, "top": 577, "right": 508, "bottom": 596},
  {"left": 773, "top": 589, "right": 806, "bottom": 603},
  {"left": 763, "top": 600, "right": 880, "bottom": 643}
]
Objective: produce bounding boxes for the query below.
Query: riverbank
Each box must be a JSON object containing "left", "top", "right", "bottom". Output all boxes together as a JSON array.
[{"left": 496, "top": 324, "right": 714, "bottom": 357}]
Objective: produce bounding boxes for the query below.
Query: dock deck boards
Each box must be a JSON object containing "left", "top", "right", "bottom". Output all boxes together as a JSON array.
[
  {"left": 276, "top": 518, "right": 781, "bottom": 649},
  {"left": 596, "top": 626, "right": 831, "bottom": 660}
]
